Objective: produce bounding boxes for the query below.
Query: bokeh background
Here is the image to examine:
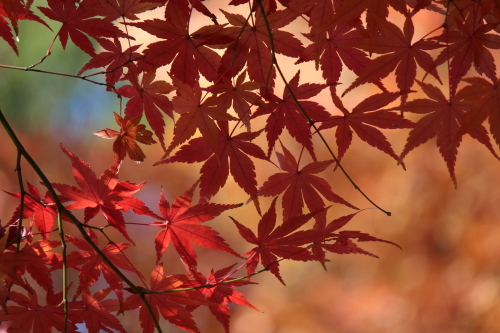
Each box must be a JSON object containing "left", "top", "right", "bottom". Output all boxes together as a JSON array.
[{"left": 1, "top": 1, "right": 500, "bottom": 333}]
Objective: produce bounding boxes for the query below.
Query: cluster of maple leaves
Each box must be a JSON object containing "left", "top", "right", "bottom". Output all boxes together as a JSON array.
[{"left": 0, "top": 0, "right": 499, "bottom": 332}]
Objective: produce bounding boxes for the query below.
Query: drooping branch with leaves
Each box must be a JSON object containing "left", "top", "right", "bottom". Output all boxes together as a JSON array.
[{"left": 0, "top": 0, "right": 499, "bottom": 332}]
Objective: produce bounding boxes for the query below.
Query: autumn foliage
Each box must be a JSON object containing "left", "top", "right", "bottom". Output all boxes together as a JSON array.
[{"left": 0, "top": 0, "right": 499, "bottom": 332}]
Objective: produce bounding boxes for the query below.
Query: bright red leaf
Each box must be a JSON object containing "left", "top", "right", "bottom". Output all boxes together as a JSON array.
[{"left": 149, "top": 179, "right": 241, "bottom": 268}]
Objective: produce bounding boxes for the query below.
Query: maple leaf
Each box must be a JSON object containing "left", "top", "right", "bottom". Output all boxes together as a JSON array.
[
  {"left": 219, "top": 7, "right": 304, "bottom": 88},
  {"left": 149, "top": 179, "right": 241, "bottom": 267},
  {"left": 0, "top": 236, "right": 37, "bottom": 289},
  {"left": 117, "top": 71, "right": 174, "bottom": 151},
  {"left": 231, "top": 197, "right": 324, "bottom": 284},
  {"left": 398, "top": 81, "right": 498, "bottom": 186},
  {"left": 92, "top": 0, "right": 162, "bottom": 21},
  {"left": 0, "top": 1, "right": 50, "bottom": 55},
  {"left": 297, "top": 23, "right": 375, "bottom": 97},
  {"left": 0, "top": 290, "right": 76, "bottom": 333},
  {"left": 52, "top": 144, "right": 155, "bottom": 242},
  {"left": 6, "top": 182, "right": 62, "bottom": 240},
  {"left": 70, "top": 287, "right": 127, "bottom": 333},
  {"left": 123, "top": 264, "right": 210, "bottom": 333},
  {"left": 184, "top": 264, "right": 259, "bottom": 333},
  {"left": 253, "top": 70, "right": 331, "bottom": 160},
  {"left": 310, "top": 212, "right": 400, "bottom": 268},
  {"left": 157, "top": 121, "right": 267, "bottom": 208},
  {"left": 54, "top": 235, "right": 143, "bottom": 302},
  {"left": 38, "top": 0, "right": 129, "bottom": 55},
  {"left": 164, "top": 78, "right": 237, "bottom": 156},
  {"left": 17, "top": 240, "right": 60, "bottom": 293},
  {"left": 432, "top": 17, "right": 500, "bottom": 95},
  {"left": 78, "top": 38, "right": 142, "bottom": 88},
  {"left": 342, "top": 16, "right": 442, "bottom": 101},
  {"left": 319, "top": 91, "right": 414, "bottom": 162},
  {"left": 94, "top": 112, "right": 157, "bottom": 162},
  {"left": 126, "top": 3, "right": 224, "bottom": 86},
  {"left": 259, "top": 143, "right": 357, "bottom": 223},
  {"left": 458, "top": 77, "right": 500, "bottom": 148},
  {"left": 209, "top": 71, "right": 261, "bottom": 130}
]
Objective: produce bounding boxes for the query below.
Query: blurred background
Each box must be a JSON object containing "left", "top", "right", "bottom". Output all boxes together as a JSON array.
[{"left": 0, "top": 2, "right": 499, "bottom": 333}]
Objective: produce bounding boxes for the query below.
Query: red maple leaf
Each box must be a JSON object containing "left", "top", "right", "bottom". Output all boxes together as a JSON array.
[
  {"left": 184, "top": 264, "right": 259, "bottom": 333},
  {"left": 91, "top": 0, "right": 162, "bottom": 21},
  {"left": 458, "top": 77, "right": 500, "bottom": 148},
  {"left": 219, "top": 7, "right": 304, "bottom": 88},
  {"left": 297, "top": 23, "right": 375, "bottom": 97},
  {"left": 17, "top": 240, "right": 61, "bottom": 293},
  {"left": 123, "top": 264, "right": 210, "bottom": 333},
  {"left": 54, "top": 235, "right": 143, "bottom": 302},
  {"left": 78, "top": 38, "right": 142, "bottom": 88},
  {"left": 6, "top": 182, "right": 62, "bottom": 240},
  {"left": 52, "top": 144, "right": 155, "bottom": 242},
  {"left": 342, "top": 16, "right": 442, "bottom": 101},
  {"left": 432, "top": 15, "right": 500, "bottom": 95},
  {"left": 94, "top": 112, "right": 157, "bottom": 162},
  {"left": 117, "top": 71, "right": 174, "bottom": 151},
  {"left": 38, "top": 0, "right": 128, "bottom": 55},
  {"left": 0, "top": 1, "right": 50, "bottom": 55},
  {"left": 231, "top": 197, "right": 324, "bottom": 284},
  {"left": 310, "top": 212, "right": 400, "bottom": 267},
  {"left": 0, "top": 236, "right": 38, "bottom": 290},
  {"left": 126, "top": 3, "right": 224, "bottom": 86},
  {"left": 319, "top": 91, "right": 414, "bottom": 162},
  {"left": 164, "top": 78, "right": 237, "bottom": 156},
  {"left": 253, "top": 70, "right": 331, "bottom": 159},
  {"left": 149, "top": 179, "right": 241, "bottom": 268},
  {"left": 0, "top": 290, "right": 76, "bottom": 333},
  {"left": 398, "top": 81, "right": 498, "bottom": 186},
  {"left": 71, "top": 287, "right": 126, "bottom": 333},
  {"left": 259, "top": 143, "right": 357, "bottom": 223},
  {"left": 156, "top": 121, "right": 267, "bottom": 208},
  {"left": 209, "top": 71, "right": 261, "bottom": 131}
]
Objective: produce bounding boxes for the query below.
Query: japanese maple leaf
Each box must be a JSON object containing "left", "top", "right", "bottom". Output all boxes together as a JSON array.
[
  {"left": 0, "top": 236, "right": 37, "bottom": 289},
  {"left": 78, "top": 38, "right": 142, "bottom": 88},
  {"left": 157, "top": 121, "right": 267, "bottom": 208},
  {"left": 70, "top": 287, "right": 126, "bottom": 333},
  {"left": 38, "top": 0, "right": 128, "bottom": 55},
  {"left": 17, "top": 240, "right": 60, "bottom": 293},
  {"left": 54, "top": 235, "right": 143, "bottom": 302},
  {"left": 318, "top": 91, "right": 414, "bottom": 162},
  {"left": 432, "top": 18, "right": 500, "bottom": 95},
  {"left": 253, "top": 70, "right": 331, "bottom": 160},
  {"left": 149, "top": 179, "right": 241, "bottom": 268},
  {"left": 94, "top": 112, "right": 157, "bottom": 162},
  {"left": 209, "top": 71, "right": 261, "bottom": 130},
  {"left": 0, "top": 1, "right": 49, "bottom": 55},
  {"left": 6, "top": 182, "right": 62, "bottom": 239},
  {"left": 343, "top": 16, "right": 442, "bottom": 101},
  {"left": 184, "top": 264, "right": 259, "bottom": 333},
  {"left": 164, "top": 78, "right": 237, "bottom": 157},
  {"left": 126, "top": 3, "right": 223, "bottom": 86},
  {"left": 310, "top": 212, "right": 400, "bottom": 268},
  {"left": 458, "top": 77, "right": 500, "bottom": 148},
  {"left": 52, "top": 145, "right": 154, "bottom": 242},
  {"left": 219, "top": 7, "right": 304, "bottom": 88},
  {"left": 116, "top": 71, "right": 174, "bottom": 151},
  {"left": 231, "top": 197, "right": 324, "bottom": 284},
  {"left": 123, "top": 264, "right": 210, "bottom": 333},
  {"left": 259, "top": 143, "right": 357, "bottom": 223},
  {"left": 398, "top": 81, "right": 498, "bottom": 186},
  {"left": 0, "top": 290, "right": 76, "bottom": 333},
  {"left": 297, "top": 23, "right": 375, "bottom": 98},
  {"left": 92, "top": 0, "right": 161, "bottom": 21}
]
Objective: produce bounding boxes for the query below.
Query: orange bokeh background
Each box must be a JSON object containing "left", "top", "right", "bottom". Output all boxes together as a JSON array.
[{"left": 1, "top": 2, "right": 500, "bottom": 332}]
